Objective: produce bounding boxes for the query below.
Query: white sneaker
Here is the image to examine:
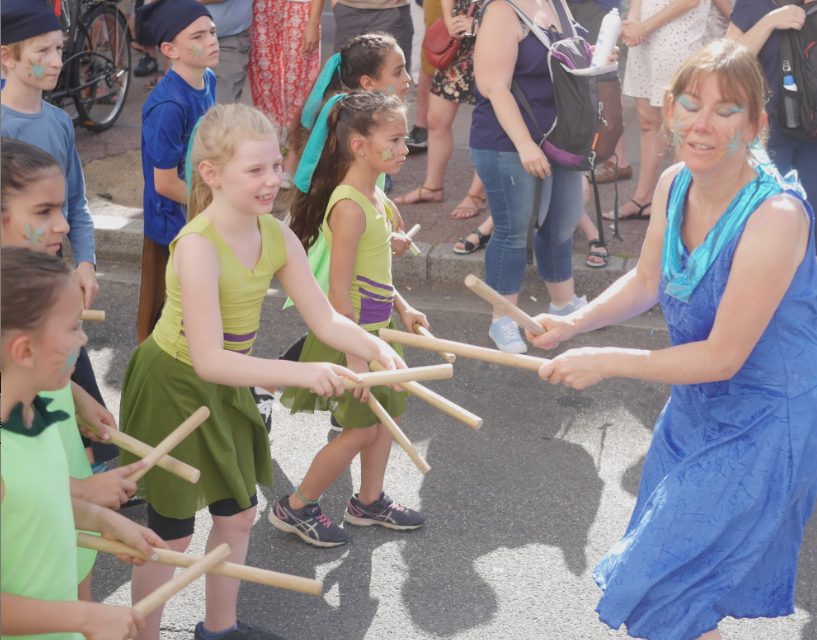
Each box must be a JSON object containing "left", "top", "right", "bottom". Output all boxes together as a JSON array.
[
  {"left": 549, "top": 294, "right": 587, "bottom": 316},
  {"left": 488, "top": 316, "right": 527, "bottom": 353}
]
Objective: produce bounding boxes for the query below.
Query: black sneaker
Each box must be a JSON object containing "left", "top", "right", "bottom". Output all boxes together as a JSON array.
[
  {"left": 345, "top": 492, "right": 425, "bottom": 530},
  {"left": 268, "top": 495, "right": 349, "bottom": 548},
  {"left": 249, "top": 386, "right": 275, "bottom": 434},
  {"left": 194, "top": 621, "right": 287, "bottom": 640},
  {"left": 133, "top": 54, "right": 158, "bottom": 77},
  {"left": 405, "top": 126, "right": 428, "bottom": 151}
]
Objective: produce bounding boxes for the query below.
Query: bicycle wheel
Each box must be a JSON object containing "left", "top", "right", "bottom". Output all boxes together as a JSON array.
[{"left": 72, "top": 3, "right": 131, "bottom": 132}]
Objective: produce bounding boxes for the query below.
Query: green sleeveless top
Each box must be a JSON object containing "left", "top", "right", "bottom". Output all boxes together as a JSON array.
[
  {"left": 153, "top": 214, "right": 288, "bottom": 366},
  {"left": 322, "top": 185, "right": 396, "bottom": 330},
  {"left": 1, "top": 396, "right": 83, "bottom": 640}
]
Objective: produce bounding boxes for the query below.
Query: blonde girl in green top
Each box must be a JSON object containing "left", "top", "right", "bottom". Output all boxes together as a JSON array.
[
  {"left": 119, "top": 103, "right": 404, "bottom": 640},
  {"left": 275, "top": 91, "right": 429, "bottom": 548},
  {"left": 1, "top": 248, "right": 167, "bottom": 640}
]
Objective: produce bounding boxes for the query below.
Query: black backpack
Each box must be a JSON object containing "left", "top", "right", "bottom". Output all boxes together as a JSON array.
[{"left": 775, "top": 0, "right": 817, "bottom": 140}]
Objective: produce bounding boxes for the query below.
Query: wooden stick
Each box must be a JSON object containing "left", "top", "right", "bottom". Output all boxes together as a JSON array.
[
  {"left": 369, "top": 361, "right": 481, "bottom": 430},
  {"left": 464, "top": 274, "right": 544, "bottom": 335},
  {"left": 78, "top": 417, "right": 200, "bottom": 484},
  {"left": 367, "top": 396, "right": 430, "bottom": 474},
  {"left": 405, "top": 223, "right": 422, "bottom": 256},
  {"left": 133, "top": 544, "right": 231, "bottom": 616},
  {"left": 379, "top": 328, "right": 548, "bottom": 372},
  {"left": 413, "top": 324, "right": 456, "bottom": 363},
  {"left": 77, "top": 533, "right": 322, "bottom": 596},
  {"left": 127, "top": 407, "right": 210, "bottom": 483},
  {"left": 81, "top": 309, "right": 106, "bottom": 322},
  {"left": 342, "top": 364, "right": 452, "bottom": 390}
]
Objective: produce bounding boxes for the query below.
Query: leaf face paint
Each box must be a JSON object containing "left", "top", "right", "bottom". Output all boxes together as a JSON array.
[
  {"left": 60, "top": 348, "right": 80, "bottom": 375},
  {"left": 28, "top": 60, "right": 45, "bottom": 80},
  {"left": 380, "top": 147, "right": 395, "bottom": 161},
  {"left": 726, "top": 130, "right": 743, "bottom": 156},
  {"left": 23, "top": 224, "right": 47, "bottom": 249},
  {"left": 188, "top": 45, "right": 205, "bottom": 58}
]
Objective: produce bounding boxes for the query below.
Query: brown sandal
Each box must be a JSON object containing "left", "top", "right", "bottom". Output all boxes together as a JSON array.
[
  {"left": 450, "top": 193, "right": 487, "bottom": 220},
  {"left": 393, "top": 185, "right": 444, "bottom": 205}
]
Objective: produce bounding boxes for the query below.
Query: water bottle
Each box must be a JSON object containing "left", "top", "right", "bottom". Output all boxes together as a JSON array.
[
  {"left": 782, "top": 74, "right": 801, "bottom": 130},
  {"left": 591, "top": 8, "right": 621, "bottom": 67}
]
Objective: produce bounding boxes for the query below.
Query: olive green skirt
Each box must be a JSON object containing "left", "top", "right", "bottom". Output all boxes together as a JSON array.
[
  {"left": 120, "top": 337, "right": 273, "bottom": 519},
  {"left": 280, "top": 321, "right": 408, "bottom": 428}
]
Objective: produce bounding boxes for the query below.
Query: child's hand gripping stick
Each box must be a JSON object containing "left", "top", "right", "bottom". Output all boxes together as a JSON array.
[
  {"left": 405, "top": 224, "right": 422, "bottom": 256},
  {"left": 126, "top": 407, "right": 210, "bottom": 483},
  {"left": 77, "top": 533, "right": 322, "bottom": 595},
  {"left": 464, "top": 274, "right": 545, "bottom": 336},
  {"left": 132, "top": 543, "right": 232, "bottom": 616}
]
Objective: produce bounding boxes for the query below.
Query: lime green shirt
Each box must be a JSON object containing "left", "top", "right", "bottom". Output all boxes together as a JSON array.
[
  {"left": 153, "top": 214, "right": 288, "bottom": 365},
  {"left": 322, "top": 185, "right": 397, "bottom": 329},
  {"left": 1, "top": 396, "right": 83, "bottom": 640}
]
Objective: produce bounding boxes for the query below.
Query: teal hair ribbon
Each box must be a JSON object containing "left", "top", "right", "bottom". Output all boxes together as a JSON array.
[
  {"left": 184, "top": 115, "right": 205, "bottom": 194},
  {"left": 294, "top": 93, "right": 346, "bottom": 193},
  {"left": 301, "top": 53, "right": 342, "bottom": 130}
]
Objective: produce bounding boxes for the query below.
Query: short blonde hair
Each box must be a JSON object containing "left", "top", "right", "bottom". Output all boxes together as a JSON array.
[{"left": 187, "top": 103, "right": 278, "bottom": 219}]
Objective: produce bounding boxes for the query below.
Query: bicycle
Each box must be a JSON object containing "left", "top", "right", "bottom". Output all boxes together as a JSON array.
[{"left": 46, "top": 0, "right": 132, "bottom": 132}]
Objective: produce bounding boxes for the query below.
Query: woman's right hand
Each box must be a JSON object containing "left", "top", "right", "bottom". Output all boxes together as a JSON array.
[
  {"left": 526, "top": 314, "right": 577, "bottom": 350},
  {"left": 297, "top": 362, "right": 359, "bottom": 397},
  {"left": 518, "top": 140, "right": 551, "bottom": 178},
  {"left": 765, "top": 4, "right": 806, "bottom": 31},
  {"left": 81, "top": 603, "right": 143, "bottom": 640}
]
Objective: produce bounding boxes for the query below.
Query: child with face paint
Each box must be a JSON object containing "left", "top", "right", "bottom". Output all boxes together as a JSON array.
[
  {"left": 119, "top": 103, "right": 403, "bottom": 640},
  {"left": 529, "top": 40, "right": 817, "bottom": 639},
  {"left": 276, "top": 91, "right": 428, "bottom": 548},
  {"left": 1, "top": 247, "right": 168, "bottom": 640},
  {"left": 135, "top": 0, "right": 219, "bottom": 344},
  {"left": 0, "top": 138, "right": 154, "bottom": 603}
]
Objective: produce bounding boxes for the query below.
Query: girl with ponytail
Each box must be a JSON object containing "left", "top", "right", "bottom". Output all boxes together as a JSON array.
[{"left": 118, "top": 103, "right": 404, "bottom": 640}]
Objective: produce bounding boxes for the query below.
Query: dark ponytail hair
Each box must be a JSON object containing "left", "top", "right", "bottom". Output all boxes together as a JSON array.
[
  {"left": 289, "top": 32, "right": 401, "bottom": 157},
  {"left": 1, "top": 137, "right": 61, "bottom": 215},
  {"left": 289, "top": 91, "right": 406, "bottom": 251},
  {"left": 1, "top": 247, "right": 72, "bottom": 336}
]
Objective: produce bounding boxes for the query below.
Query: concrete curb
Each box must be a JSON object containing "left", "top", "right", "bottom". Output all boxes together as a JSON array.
[{"left": 90, "top": 199, "right": 633, "bottom": 299}]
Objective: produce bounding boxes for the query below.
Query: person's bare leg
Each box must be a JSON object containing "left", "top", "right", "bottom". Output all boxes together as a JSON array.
[
  {"left": 203, "top": 508, "right": 256, "bottom": 633},
  {"left": 394, "top": 95, "right": 459, "bottom": 203},
  {"left": 133, "top": 535, "right": 192, "bottom": 640},
  {"left": 414, "top": 71, "right": 432, "bottom": 129},
  {"left": 614, "top": 136, "right": 630, "bottom": 168},
  {"left": 288, "top": 427, "right": 377, "bottom": 508},
  {"left": 544, "top": 279, "right": 577, "bottom": 308},
  {"left": 451, "top": 172, "right": 488, "bottom": 219},
  {"left": 358, "top": 423, "right": 393, "bottom": 504}
]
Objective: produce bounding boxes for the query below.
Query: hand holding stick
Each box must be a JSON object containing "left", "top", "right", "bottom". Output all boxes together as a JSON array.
[
  {"left": 78, "top": 417, "right": 200, "bottom": 484},
  {"left": 341, "top": 364, "right": 453, "bottom": 390},
  {"left": 405, "top": 224, "right": 422, "bottom": 256},
  {"left": 77, "top": 533, "right": 322, "bottom": 595},
  {"left": 379, "top": 328, "right": 548, "bottom": 372},
  {"left": 414, "top": 324, "right": 456, "bottom": 363},
  {"left": 464, "top": 274, "right": 544, "bottom": 335},
  {"left": 126, "top": 407, "right": 210, "bottom": 483},
  {"left": 81, "top": 309, "right": 106, "bottom": 322},
  {"left": 367, "top": 395, "right": 431, "bottom": 474},
  {"left": 133, "top": 543, "right": 231, "bottom": 616},
  {"left": 369, "top": 361, "right": 481, "bottom": 430}
]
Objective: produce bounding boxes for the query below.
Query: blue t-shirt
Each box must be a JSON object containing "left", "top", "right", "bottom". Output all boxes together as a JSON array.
[
  {"left": 1, "top": 101, "right": 96, "bottom": 265},
  {"left": 141, "top": 68, "right": 216, "bottom": 246},
  {"left": 731, "top": 0, "right": 782, "bottom": 125}
]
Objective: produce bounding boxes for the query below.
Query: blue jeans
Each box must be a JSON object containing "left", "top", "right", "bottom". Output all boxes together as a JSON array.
[
  {"left": 768, "top": 131, "right": 817, "bottom": 244},
  {"left": 471, "top": 148, "right": 584, "bottom": 294}
]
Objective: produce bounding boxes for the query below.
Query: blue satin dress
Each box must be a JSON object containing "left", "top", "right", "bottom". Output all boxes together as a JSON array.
[{"left": 594, "top": 166, "right": 817, "bottom": 640}]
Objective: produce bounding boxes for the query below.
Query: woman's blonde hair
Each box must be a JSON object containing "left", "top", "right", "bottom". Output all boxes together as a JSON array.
[
  {"left": 663, "top": 39, "right": 768, "bottom": 143},
  {"left": 187, "top": 103, "right": 278, "bottom": 219}
]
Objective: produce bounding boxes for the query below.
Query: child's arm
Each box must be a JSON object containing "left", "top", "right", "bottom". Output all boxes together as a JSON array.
[
  {"left": 0, "top": 594, "right": 143, "bottom": 640},
  {"left": 393, "top": 291, "right": 429, "bottom": 333},
  {"left": 173, "top": 231, "right": 367, "bottom": 395},
  {"left": 64, "top": 138, "right": 99, "bottom": 308},
  {"left": 69, "top": 461, "right": 143, "bottom": 509},
  {"left": 71, "top": 380, "right": 117, "bottom": 440},
  {"left": 144, "top": 102, "right": 192, "bottom": 206},
  {"left": 153, "top": 167, "right": 188, "bottom": 205},
  {"left": 72, "top": 496, "right": 168, "bottom": 560}
]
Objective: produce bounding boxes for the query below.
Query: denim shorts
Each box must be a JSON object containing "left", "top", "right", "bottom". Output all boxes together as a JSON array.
[{"left": 471, "top": 147, "right": 584, "bottom": 294}]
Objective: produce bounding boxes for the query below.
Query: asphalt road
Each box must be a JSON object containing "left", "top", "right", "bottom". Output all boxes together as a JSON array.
[{"left": 86, "top": 265, "right": 816, "bottom": 640}]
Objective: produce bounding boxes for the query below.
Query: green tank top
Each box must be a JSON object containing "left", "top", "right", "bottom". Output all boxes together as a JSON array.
[
  {"left": 153, "top": 214, "right": 288, "bottom": 366},
  {"left": 41, "top": 385, "right": 97, "bottom": 583},
  {"left": 1, "top": 396, "right": 83, "bottom": 640},
  {"left": 322, "top": 185, "right": 396, "bottom": 329}
]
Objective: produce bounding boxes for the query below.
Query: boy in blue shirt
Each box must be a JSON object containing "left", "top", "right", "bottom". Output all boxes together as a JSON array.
[{"left": 136, "top": 0, "right": 218, "bottom": 342}]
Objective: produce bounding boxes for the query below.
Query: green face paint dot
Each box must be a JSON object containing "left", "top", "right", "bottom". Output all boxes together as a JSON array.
[{"left": 23, "top": 224, "right": 47, "bottom": 248}]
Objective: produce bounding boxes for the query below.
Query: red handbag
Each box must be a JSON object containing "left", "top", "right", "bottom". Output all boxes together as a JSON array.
[{"left": 422, "top": 2, "right": 477, "bottom": 70}]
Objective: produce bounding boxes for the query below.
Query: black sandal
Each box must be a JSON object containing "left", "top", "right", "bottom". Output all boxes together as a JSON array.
[
  {"left": 453, "top": 228, "right": 491, "bottom": 254},
  {"left": 603, "top": 198, "right": 651, "bottom": 221},
  {"left": 585, "top": 240, "right": 609, "bottom": 269}
]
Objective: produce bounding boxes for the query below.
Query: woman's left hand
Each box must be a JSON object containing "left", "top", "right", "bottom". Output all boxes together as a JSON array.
[
  {"left": 538, "top": 347, "right": 611, "bottom": 389},
  {"left": 620, "top": 20, "right": 647, "bottom": 46},
  {"left": 302, "top": 20, "right": 320, "bottom": 53}
]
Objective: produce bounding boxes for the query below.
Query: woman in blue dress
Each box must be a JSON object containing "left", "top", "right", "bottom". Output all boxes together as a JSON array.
[{"left": 527, "top": 39, "right": 817, "bottom": 639}]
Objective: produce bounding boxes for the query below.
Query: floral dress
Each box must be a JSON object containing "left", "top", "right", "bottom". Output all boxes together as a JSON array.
[{"left": 431, "top": 0, "right": 477, "bottom": 104}]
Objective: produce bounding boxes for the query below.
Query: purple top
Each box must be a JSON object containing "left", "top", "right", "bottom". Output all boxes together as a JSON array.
[{"left": 470, "top": 31, "right": 557, "bottom": 152}]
